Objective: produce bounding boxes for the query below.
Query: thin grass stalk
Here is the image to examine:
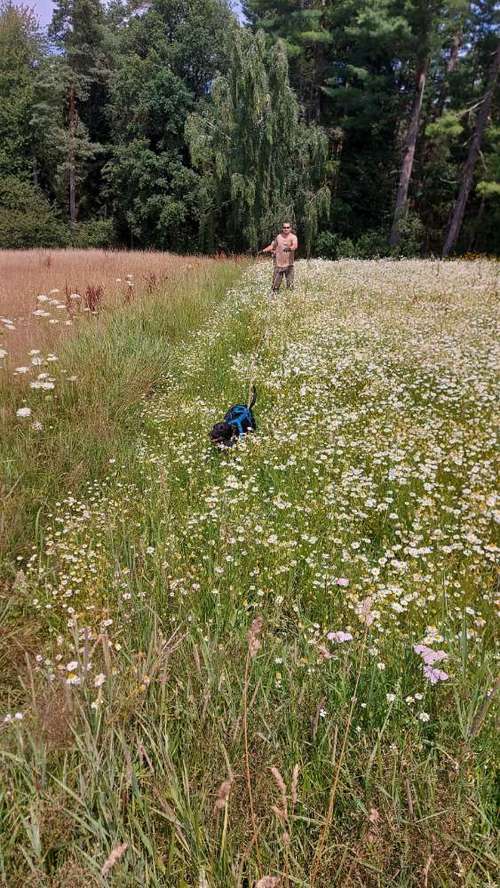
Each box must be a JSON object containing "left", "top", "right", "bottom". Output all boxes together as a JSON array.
[
  {"left": 242, "top": 616, "right": 264, "bottom": 874},
  {"left": 468, "top": 675, "right": 500, "bottom": 740},
  {"left": 220, "top": 797, "right": 229, "bottom": 861},
  {"left": 309, "top": 629, "right": 368, "bottom": 885},
  {"left": 243, "top": 649, "right": 260, "bottom": 872}
]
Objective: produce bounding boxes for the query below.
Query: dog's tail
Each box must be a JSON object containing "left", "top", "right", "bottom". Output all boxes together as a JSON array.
[{"left": 248, "top": 384, "right": 257, "bottom": 409}]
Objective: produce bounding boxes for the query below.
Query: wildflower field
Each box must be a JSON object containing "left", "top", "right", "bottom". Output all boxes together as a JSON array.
[{"left": 0, "top": 257, "right": 499, "bottom": 887}]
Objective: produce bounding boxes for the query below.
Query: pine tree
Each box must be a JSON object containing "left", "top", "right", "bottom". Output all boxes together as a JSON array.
[
  {"left": 32, "top": 56, "right": 101, "bottom": 224},
  {"left": 49, "top": 0, "right": 111, "bottom": 130},
  {"left": 418, "top": 0, "right": 499, "bottom": 253},
  {"left": 321, "top": 0, "right": 411, "bottom": 240},
  {"left": 443, "top": 41, "right": 500, "bottom": 255},
  {"left": 244, "top": 0, "right": 332, "bottom": 121},
  {"left": 389, "top": 1, "right": 469, "bottom": 247},
  {"left": 46, "top": 0, "right": 113, "bottom": 223}
]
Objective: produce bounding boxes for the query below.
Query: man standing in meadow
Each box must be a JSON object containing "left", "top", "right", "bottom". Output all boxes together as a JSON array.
[{"left": 261, "top": 222, "right": 298, "bottom": 293}]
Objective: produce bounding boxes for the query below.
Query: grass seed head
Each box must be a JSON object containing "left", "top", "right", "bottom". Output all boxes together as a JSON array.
[
  {"left": 248, "top": 616, "right": 263, "bottom": 658},
  {"left": 291, "top": 764, "right": 300, "bottom": 808},
  {"left": 213, "top": 778, "right": 233, "bottom": 812},
  {"left": 101, "top": 842, "right": 128, "bottom": 877}
]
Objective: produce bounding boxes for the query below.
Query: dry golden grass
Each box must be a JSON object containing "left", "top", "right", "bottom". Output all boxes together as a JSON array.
[{"left": 0, "top": 248, "right": 235, "bottom": 362}]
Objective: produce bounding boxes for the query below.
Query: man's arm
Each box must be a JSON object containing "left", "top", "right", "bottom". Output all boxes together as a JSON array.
[
  {"left": 261, "top": 239, "right": 276, "bottom": 254},
  {"left": 282, "top": 234, "right": 298, "bottom": 257}
]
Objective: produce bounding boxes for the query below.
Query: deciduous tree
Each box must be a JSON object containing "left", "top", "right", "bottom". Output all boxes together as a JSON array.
[{"left": 186, "top": 30, "right": 330, "bottom": 253}]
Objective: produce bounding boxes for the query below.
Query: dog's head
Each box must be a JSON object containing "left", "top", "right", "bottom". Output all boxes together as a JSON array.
[{"left": 210, "top": 421, "right": 236, "bottom": 447}]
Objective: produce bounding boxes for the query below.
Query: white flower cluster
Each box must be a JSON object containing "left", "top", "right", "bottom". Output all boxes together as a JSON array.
[{"left": 20, "top": 259, "right": 499, "bottom": 712}]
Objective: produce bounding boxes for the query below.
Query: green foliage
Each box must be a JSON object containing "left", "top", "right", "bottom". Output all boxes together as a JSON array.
[
  {"left": 71, "top": 217, "right": 116, "bottom": 247},
  {"left": 105, "top": 140, "right": 200, "bottom": 250},
  {"left": 244, "top": 0, "right": 332, "bottom": 122},
  {"left": 187, "top": 30, "right": 330, "bottom": 253},
  {"left": 477, "top": 181, "right": 500, "bottom": 199},
  {"left": 315, "top": 231, "right": 359, "bottom": 259},
  {"left": 103, "top": 0, "right": 233, "bottom": 249},
  {"left": 336, "top": 236, "right": 356, "bottom": 258},
  {"left": 426, "top": 111, "right": 464, "bottom": 142},
  {"left": 356, "top": 228, "right": 391, "bottom": 258},
  {"left": 49, "top": 0, "right": 112, "bottom": 127},
  {"left": 0, "top": 0, "right": 498, "bottom": 253},
  {"left": 32, "top": 58, "right": 102, "bottom": 210},
  {"left": 0, "top": 176, "right": 69, "bottom": 247},
  {"left": 0, "top": 1, "right": 41, "bottom": 179},
  {"left": 476, "top": 124, "right": 500, "bottom": 200},
  {"left": 315, "top": 230, "right": 339, "bottom": 259},
  {"left": 315, "top": 218, "right": 424, "bottom": 259},
  {"left": 389, "top": 211, "right": 425, "bottom": 256}
]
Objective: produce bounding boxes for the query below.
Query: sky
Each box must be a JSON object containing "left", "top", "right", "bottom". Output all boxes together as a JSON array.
[
  {"left": 20, "top": 0, "right": 53, "bottom": 26},
  {"left": 17, "top": 0, "right": 244, "bottom": 28}
]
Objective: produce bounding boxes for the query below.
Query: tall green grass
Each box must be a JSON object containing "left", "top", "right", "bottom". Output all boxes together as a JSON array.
[
  {"left": 0, "top": 261, "right": 244, "bottom": 563},
  {"left": 0, "top": 259, "right": 498, "bottom": 887}
]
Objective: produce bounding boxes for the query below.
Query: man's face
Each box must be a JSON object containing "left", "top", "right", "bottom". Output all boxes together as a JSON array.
[{"left": 282, "top": 224, "right": 291, "bottom": 236}]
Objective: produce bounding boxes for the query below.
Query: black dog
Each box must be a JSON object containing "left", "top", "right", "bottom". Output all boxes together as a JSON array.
[{"left": 210, "top": 387, "right": 257, "bottom": 447}]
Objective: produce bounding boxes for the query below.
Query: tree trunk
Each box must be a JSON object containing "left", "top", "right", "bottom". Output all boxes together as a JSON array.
[
  {"left": 435, "top": 30, "right": 463, "bottom": 117},
  {"left": 390, "top": 59, "right": 428, "bottom": 247},
  {"left": 68, "top": 81, "right": 77, "bottom": 226},
  {"left": 447, "top": 31, "right": 461, "bottom": 75},
  {"left": 443, "top": 43, "right": 500, "bottom": 257},
  {"left": 467, "top": 194, "right": 485, "bottom": 253}
]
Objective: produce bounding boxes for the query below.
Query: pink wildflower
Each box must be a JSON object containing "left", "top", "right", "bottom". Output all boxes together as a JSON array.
[
  {"left": 327, "top": 631, "right": 353, "bottom": 643},
  {"left": 423, "top": 665, "right": 449, "bottom": 684},
  {"left": 357, "top": 597, "right": 375, "bottom": 627},
  {"left": 413, "top": 644, "right": 447, "bottom": 665}
]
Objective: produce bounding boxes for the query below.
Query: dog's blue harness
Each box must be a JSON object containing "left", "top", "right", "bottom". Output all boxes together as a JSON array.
[{"left": 225, "top": 404, "right": 254, "bottom": 437}]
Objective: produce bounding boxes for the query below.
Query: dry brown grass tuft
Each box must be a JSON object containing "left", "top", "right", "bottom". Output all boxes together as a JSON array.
[
  {"left": 50, "top": 861, "right": 100, "bottom": 888},
  {"left": 0, "top": 248, "right": 239, "bottom": 361},
  {"left": 31, "top": 683, "right": 76, "bottom": 752},
  {"left": 38, "top": 793, "right": 76, "bottom": 857},
  {"left": 0, "top": 571, "right": 43, "bottom": 705}
]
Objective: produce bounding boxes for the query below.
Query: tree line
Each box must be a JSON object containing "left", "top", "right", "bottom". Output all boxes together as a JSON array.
[{"left": 0, "top": 0, "right": 498, "bottom": 256}]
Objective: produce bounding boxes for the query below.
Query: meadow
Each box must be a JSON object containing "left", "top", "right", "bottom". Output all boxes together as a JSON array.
[
  {"left": 0, "top": 249, "right": 231, "bottom": 362},
  {"left": 0, "top": 249, "right": 244, "bottom": 555},
  {"left": 0, "top": 255, "right": 498, "bottom": 887}
]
